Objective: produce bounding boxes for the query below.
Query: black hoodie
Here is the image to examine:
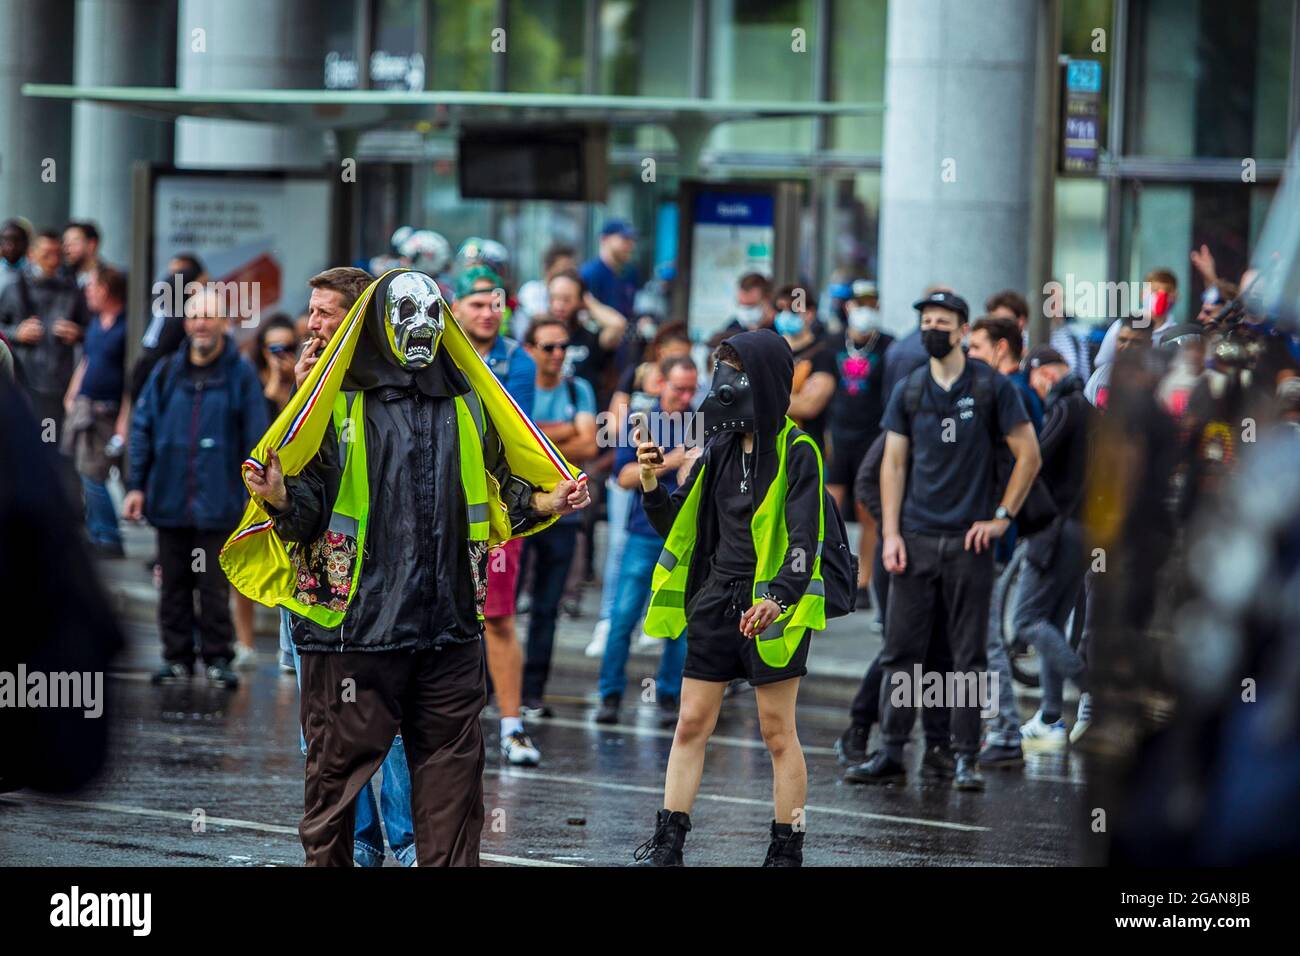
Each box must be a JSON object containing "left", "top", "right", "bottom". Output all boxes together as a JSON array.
[
  {"left": 643, "top": 329, "right": 822, "bottom": 609},
  {"left": 1037, "top": 372, "right": 1092, "bottom": 518}
]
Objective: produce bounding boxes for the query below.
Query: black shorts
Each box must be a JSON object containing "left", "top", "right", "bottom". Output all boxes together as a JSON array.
[
  {"left": 826, "top": 430, "right": 874, "bottom": 489},
  {"left": 682, "top": 576, "right": 810, "bottom": 686}
]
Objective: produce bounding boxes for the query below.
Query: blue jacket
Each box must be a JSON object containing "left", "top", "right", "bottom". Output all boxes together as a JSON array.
[{"left": 128, "top": 338, "right": 268, "bottom": 531}]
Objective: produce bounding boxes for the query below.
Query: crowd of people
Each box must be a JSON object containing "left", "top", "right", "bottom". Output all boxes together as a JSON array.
[{"left": 4, "top": 206, "right": 1298, "bottom": 867}]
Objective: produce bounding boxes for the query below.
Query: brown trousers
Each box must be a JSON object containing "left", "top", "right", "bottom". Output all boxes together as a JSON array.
[{"left": 298, "top": 640, "right": 487, "bottom": 866}]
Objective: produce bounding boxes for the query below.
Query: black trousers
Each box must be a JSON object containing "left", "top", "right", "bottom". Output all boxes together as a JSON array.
[
  {"left": 848, "top": 623, "right": 953, "bottom": 743},
  {"left": 879, "top": 532, "right": 993, "bottom": 755},
  {"left": 520, "top": 521, "right": 578, "bottom": 701},
  {"left": 298, "top": 640, "right": 487, "bottom": 867},
  {"left": 157, "top": 526, "right": 234, "bottom": 666}
]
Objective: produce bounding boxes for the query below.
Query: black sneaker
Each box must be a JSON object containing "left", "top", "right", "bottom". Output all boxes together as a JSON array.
[
  {"left": 91, "top": 540, "right": 126, "bottom": 559},
  {"left": 204, "top": 661, "right": 240, "bottom": 690},
  {"left": 921, "top": 742, "right": 957, "bottom": 780},
  {"left": 855, "top": 586, "right": 875, "bottom": 611},
  {"left": 656, "top": 695, "right": 679, "bottom": 729},
  {"left": 978, "top": 741, "right": 1025, "bottom": 768},
  {"left": 953, "top": 754, "right": 985, "bottom": 792},
  {"left": 521, "top": 698, "right": 553, "bottom": 719},
  {"left": 761, "top": 821, "right": 804, "bottom": 867},
  {"left": 150, "top": 662, "right": 192, "bottom": 685},
  {"left": 844, "top": 750, "right": 907, "bottom": 786},
  {"left": 594, "top": 694, "right": 620, "bottom": 725},
  {"left": 834, "top": 724, "right": 869, "bottom": 766},
  {"left": 632, "top": 809, "right": 691, "bottom": 866}
]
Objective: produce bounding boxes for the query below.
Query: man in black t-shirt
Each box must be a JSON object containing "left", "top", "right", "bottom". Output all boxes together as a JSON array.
[
  {"left": 845, "top": 291, "right": 1040, "bottom": 792},
  {"left": 773, "top": 285, "right": 837, "bottom": 451}
]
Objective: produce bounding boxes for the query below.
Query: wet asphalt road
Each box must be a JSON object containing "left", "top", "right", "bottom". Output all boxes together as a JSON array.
[{"left": 0, "top": 617, "right": 1083, "bottom": 867}]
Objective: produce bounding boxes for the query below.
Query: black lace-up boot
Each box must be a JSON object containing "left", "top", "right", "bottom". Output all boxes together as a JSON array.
[
  {"left": 632, "top": 809, "right": 691, "bottom": 866},
  {"left": 761, "top": 821, "right": 804, "bottom": 867}
]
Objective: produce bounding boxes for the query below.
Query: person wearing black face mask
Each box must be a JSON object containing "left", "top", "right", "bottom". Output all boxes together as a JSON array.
[
  {"left": 631, "top": 330, "right": 830, "bottom": 867},
  {"left": 846, "top": 291, "right": 1041, "bottom": 792}
]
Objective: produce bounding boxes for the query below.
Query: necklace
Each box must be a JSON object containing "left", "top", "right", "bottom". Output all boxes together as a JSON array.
[{"left": 740, "top": 448, "right": 751, "bottom": 494}]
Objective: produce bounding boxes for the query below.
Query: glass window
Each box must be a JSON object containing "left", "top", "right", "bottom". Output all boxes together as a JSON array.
[
  {"left": 1052, "top": 178, "right": 1109, "bottom": 327},
  {"left": 323, "top": 0, "right": 361, "bottom": 90},
  {"left": 372, "top": 0, "right": 425, "bottom": 91},
  {"left": 506, "top": 0, "right": 588, "bottom": 94},
  {"left": 425, "top": 0, "right": 498, "bottom": 91},
  {"left": 600, "top": 0, "right": 693, "bottom": 97},
  {"left": 1119, "top": 180, "right": 1276, "bottom": 316},
  {"left": 828, "top": 0, "right": 887, "bottom": 154},
  {"left": 707, "top": 0, "right": 817, "bottom": 153},
  {"left": 1126, "top": 0, "right": 1292, "bottom": 160}
]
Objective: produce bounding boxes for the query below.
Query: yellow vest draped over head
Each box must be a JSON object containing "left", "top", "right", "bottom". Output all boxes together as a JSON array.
[{"left": 219, "top": 269, "right": 586, "bottom": 611}]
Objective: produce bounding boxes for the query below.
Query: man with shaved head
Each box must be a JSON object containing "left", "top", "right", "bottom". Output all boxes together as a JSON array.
[{"left": 125, "top": 286, "right": 268, "bottom": 689}]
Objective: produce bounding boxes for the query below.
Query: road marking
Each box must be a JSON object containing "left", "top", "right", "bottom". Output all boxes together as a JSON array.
[
  {"left": 512, "top": 712, "right": 840, "bottom": 757},
  {"left": 484, "top": 768, "right": 991, "bottom": 833},
  {"left": 1, "top": 794, "right": 573, "bottom": 867}
]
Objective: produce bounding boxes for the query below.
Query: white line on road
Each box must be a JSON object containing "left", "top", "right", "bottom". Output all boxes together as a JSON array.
[
  {"left": 1, "top": 794, "right": 573, "bottom": 868},
  {"left": 484, "top": 767, "right": 992, "bottom": 833}
]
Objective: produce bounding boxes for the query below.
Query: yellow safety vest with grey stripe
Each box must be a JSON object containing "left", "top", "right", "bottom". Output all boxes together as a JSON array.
[
  {"left": 283, "top": 389, "right": 491, "bottom": 629},
  {"left": 643, "top": 417, "right": 826, "bottom": 667}
]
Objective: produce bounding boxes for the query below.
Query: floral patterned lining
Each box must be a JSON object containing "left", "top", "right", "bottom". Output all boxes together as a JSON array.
[{"left": 292, "top": 530, "right": 358, "bottom": 613}]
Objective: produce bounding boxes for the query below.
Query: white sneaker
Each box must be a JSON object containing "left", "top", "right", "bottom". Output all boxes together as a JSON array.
[
  {"left": 634, "top": 627, "right": 658, "bottom": 651},
  {"left": 1020, "top": 710, "right": 1068, "bottom": 752},
  {"left": 1070, "top": 693, "right": 1092, "bottom": 744},
  {"left": 585, "top": 619, "right": 609, "bottom": 658},
  {"left": 232, "top": 644, "right": 258, "bottom": 671},
  {"left": 500, "top": 730, "right": 541, "bottom": 766}
]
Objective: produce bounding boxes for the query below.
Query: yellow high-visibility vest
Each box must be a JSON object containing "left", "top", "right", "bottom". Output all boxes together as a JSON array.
[{"left": 643, "top": 417, "right": 826, "bottom": 667}]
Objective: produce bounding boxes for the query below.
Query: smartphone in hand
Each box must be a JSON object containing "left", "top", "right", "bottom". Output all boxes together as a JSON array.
[{"left": 632, "top": 412, "right": 663, "bottom": 464}]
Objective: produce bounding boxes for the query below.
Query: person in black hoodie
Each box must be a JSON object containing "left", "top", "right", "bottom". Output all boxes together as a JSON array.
[
  {"left": 991, "top": 345, "right": 1094, "bottom": 759},
  {"left": 631, "top": 328, "right": 825, "bottom": 867}
]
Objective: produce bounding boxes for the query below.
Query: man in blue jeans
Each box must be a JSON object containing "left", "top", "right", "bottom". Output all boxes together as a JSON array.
[
  {"left": 595, "top": 355, "right": 698, "bottom": 727},
  {"left": 519, "top": 317, "right": 599, "bottom": 715}
]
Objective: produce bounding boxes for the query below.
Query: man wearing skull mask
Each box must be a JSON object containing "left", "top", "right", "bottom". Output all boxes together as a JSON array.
[{"left": 237, "top": 268, "right": 589, "bottom": 866}]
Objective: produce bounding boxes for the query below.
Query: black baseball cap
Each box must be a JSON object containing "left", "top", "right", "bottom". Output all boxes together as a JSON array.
[
  {"left": 912, "top": 290, "right": 969, "bottom": 322},
  {"left": 1024, "top": 345, "right": 1067, "bottom": 369}
]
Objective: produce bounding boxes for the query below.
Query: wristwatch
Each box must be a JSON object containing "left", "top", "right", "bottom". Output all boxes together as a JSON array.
[{"left": 994, "top": 506, "right": 1013, "bottom": 522}]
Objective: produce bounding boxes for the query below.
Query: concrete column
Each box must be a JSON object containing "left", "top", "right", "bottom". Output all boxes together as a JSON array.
[
  {"left": 0, "top": 0, "right": 75, "bottom": 230},
  {"left": 174, "top": 0, "right": 327, "bottom": 169},
  {"left": 876, "top": 0, "right": 1042, "bottom": 334},
  {"left": 70, "top": 0, "right": 177, "bottom": 266}
]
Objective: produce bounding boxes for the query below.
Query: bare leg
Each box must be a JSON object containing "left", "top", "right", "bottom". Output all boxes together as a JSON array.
[
  {"left": 663, "top": 678, "right": 727, "bottom": 813},
  {"left": 233, "top": 592, "right": 256, "bottom": 651},
  {"left": 755, "top": 677, "right": 806, "bottom": 824},
  {"left": 483, "top": 615, "right": 522, "bottom": 719}
]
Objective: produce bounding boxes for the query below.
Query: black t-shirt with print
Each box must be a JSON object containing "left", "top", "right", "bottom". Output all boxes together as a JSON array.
[
  {"left": 880, "top": 359, "right": 1029, "bottom": 535},
  {"left": 830, "top": 330, "right": 894, "bottom": 443},
  {"left": 790, "top": 337, "right": 839, "bottom": 451}
]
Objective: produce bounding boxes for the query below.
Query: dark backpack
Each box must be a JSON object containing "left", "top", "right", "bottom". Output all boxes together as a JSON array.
[
  {"left": 820, "top": 485, "right": 858, "bottom": 618},
  {"left": 854, "top": 364, "right": 1057, "bottom": 535}
]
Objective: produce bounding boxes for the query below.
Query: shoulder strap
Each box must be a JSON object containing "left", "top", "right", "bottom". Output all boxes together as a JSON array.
[
  {"left": 564, "top": 376, "right": 577, "bottom": 411},
  {"left": 902, "top": 364, "right": 928, "bottom": 421}
]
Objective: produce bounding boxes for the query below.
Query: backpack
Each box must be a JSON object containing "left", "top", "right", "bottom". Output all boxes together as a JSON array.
[
  {"left": 854, "top": 364, "right": 1058, "bottom": 535},
  {"left": 820, "top": 485, "right": 858, "bottom": 618}
]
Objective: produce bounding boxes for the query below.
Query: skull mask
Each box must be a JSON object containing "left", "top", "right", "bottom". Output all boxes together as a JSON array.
[{"left": 381, "top": 271, "right": 446, "bottom": 369}]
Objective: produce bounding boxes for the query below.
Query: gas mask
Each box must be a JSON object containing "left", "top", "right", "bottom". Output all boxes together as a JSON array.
[
  {"left": 381, "top": 271, "right": 446, "bottom": 369},
  {"left": 700, "top": 361, "right": 756, "bottom": 438}
]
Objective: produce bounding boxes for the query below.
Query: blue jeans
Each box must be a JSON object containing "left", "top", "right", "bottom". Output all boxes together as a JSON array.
[
  {"left": 597, "top": 532, "right": 687, "bottom": 701},
  {"left": 287, "top": 613, "right": 414, "bottom": 866},
  {"left": 353, "top": 736, "right": 417, "bottom": 868},
  {"left": 597, "top": 481, "right": 633, "bottom": 621},
  {"left": 82, "top": 476, "right": 122, "bottom": 548}
]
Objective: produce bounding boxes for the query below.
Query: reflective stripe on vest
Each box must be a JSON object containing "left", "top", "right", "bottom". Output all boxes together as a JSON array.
[
  {"left": 284, "top": 389, "right": 492, "bottom": 628},
  {"left": 643, "top": 417, "right": 826, "bottom": 667}
]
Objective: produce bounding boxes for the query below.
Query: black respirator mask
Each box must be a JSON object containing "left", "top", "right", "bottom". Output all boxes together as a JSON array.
[{"left": 700, "top": 361, "right": 756, "bottom": 438}]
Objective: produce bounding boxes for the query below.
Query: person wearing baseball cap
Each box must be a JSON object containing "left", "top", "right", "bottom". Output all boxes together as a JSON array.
[
  {"left": 452, "top": 263, "right": 542, "bottom": 767},
  {"left": 879, "top": 286, "right": 967, "bottom": 401},
  {"left": 580, "top": 219, "right": 639, "bottom": 341},
  {"left": 986, "top": 340, "right": 1093, "bottom": 761},
  {"left": 846, "top": 283, "right": 1040, "bottom": 792}
]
